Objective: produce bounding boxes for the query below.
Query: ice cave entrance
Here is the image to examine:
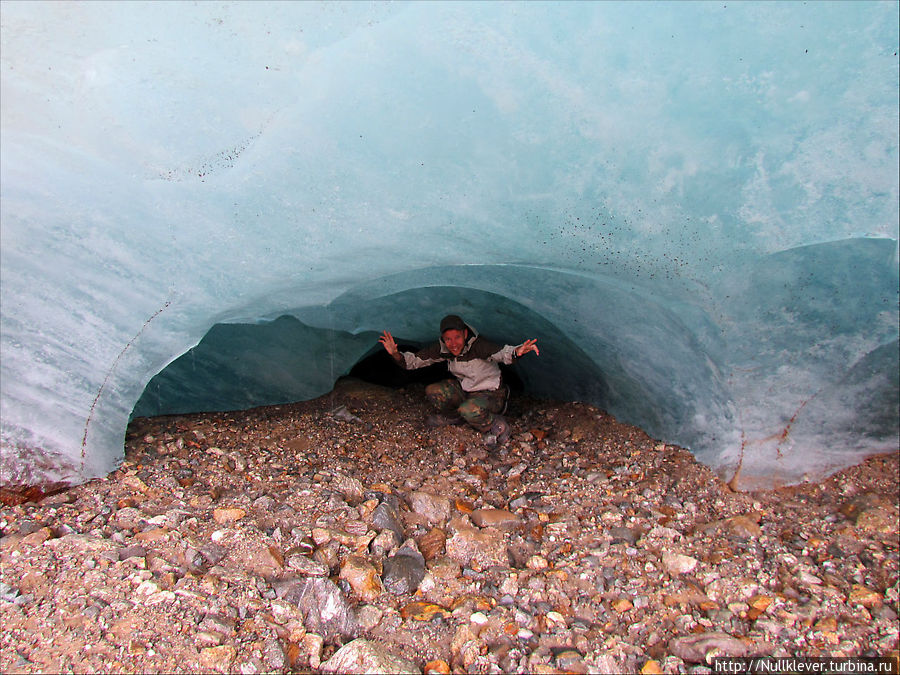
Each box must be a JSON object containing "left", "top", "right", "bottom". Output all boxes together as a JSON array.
[{"left": 131, "top": 287, "right": 611, "bottom": 423}]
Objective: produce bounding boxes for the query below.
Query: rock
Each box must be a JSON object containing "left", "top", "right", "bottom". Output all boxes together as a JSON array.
[
  {"left": 263, "top": 638, "right": 287, "bottom": 671},
  {"left": 424, "top": 659, "right": 451, "bottom": 674},
  {"left": 400, "top": 601, "right": 451, "bottom": 621},
  {"left": 553, "top": 647, "right": 584, "bottom": 670},
  {"left": 332, "top": 473, "right": 365, "bottom": 504},
  {"left": 370, "top": 530, "right": 399, "bottom": 557},
  {"left": 199, "top": 645, "right": 237, "bottom": 673},
  {"left": 212, "top": 507, "right": 246, "bottom": 524},
  {"left": 451, "top": 624, "right": 482, "bottom": 670},
  {"left": 357, "top": 604, "right": 384, "bottom": 630},
  {"left": 199, "top": 543, "right": 228, "bottom": 567},
  {"left": 509, "top": 491, "right": 544, "bottom": 510},
  {"left": 113, "top": 507, "right": 143, "bottom": 529},
  {"left": 848, "top": 584, "right": 883, "bottom": 608},
  {"left": 470, "top": 508, "right": 521, "bottom": 528},
  {"left": 409, "top": 491, "right": 451, "bottom": 525},
  {"left": 286, "top": 554, "right": 329, "bottom": 576},
  {"left": 725, "top": 513, "right": 763, "bottom": 538},
  {"left": 118, "top": 545, "right": 147, "bottom": 561},
  {"left": 427, "top": 556, "right": 462, "bottom": 579},
  {"left": 321, "top": 638, "right": 419, "bottom": 674},
  {"left": 661, "top": 551, "right": 699, "bottom": 575},
  {"left": 243, "top": 542, "right": 285, "bottom": 576},
  {"left": 669, "top": 632, "right": 749, "bottom": 663},
  {"left": 611, "top": 597, "right": 633, "bottom": 613},
  {"left": 418, "top": 527, "right": 446, "bottom": 560},
  {"left": 302, "top": 633, "right": 324, "bottom": 669},
  {"left": 608, "top": 526, "right": 639, "bottom": 545},
  {"left": 371, "top": 502, "right": 405, "bottom": 543},
  {"left": 382, "top": 544, "right": 426, "bottom": 595},
  {"left": 526, "top": 555, "right": 549, "bottom": 570},
  {"left": 445, "top": 517, "right": 509, "bottom": 568},
  {"left": 274, "top": 577, "right": 359, "bottom": 641},
  {"left": 340, "top": 554, "right": 384, "bottom": 602}
]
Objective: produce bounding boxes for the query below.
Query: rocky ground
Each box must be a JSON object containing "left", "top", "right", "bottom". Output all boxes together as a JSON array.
[{"left": 1, "top": 378, "right": 898, "bottom": 674}]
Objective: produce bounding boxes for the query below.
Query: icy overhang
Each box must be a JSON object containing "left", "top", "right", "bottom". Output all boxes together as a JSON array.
[{"left": 1, "top": 1, "right": 897, "bottom": 491}]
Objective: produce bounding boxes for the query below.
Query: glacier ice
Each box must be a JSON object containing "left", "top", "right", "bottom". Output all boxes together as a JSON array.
[{"left": 1, "top": 1, "right": 897, "bottom": 490}]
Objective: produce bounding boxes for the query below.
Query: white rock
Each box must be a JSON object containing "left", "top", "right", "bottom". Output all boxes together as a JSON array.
[{"left": 661, "top": 552, "right": 699, "bottom": 575}]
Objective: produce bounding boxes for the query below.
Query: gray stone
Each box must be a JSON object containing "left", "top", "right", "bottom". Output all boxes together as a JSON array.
[
  {"left": 669, "top": 632, "right": 749, "bottom": 663},
  {"left": 608, "top": 526, "right": 639, "bottom": 546},
  {"left": 372, "top": 502, "right": 405, "bottom": 543},
  {"left": 382, "top": 545, "right": 425, "bottom": 595},
  {"left": 274, "top": 577, "right": 359, "bottom": 641},
  {"left": 408, "top": 491, "right": 451, "bottom": 525}
]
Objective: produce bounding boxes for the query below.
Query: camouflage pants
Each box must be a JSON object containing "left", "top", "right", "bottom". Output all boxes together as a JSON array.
[{"left": 425, "top": 379, "right": 508, "bottom": 432}]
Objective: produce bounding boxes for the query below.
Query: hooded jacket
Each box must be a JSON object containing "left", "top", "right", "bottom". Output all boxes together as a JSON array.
[{"left": 399, "top": 320, "right": 520, "bottom": 392}]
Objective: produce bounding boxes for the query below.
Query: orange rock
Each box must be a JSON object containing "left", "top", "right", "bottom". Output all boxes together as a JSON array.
[
  {"left": 611, "top": 598, "right": 633, "bottom": 613},
  {"left": 848, "top": 584, "right": 883, "bottom": 608},
  {"left": 747, "top": 594, "right": 773, "bottom": 620},
  {"left": 641, "top": 660, "right": 664, "bottom": 674},
  {"left": 468, "top": 465, "right": 489, "bottom": 482},
  {"left": 212, "top": 507, "right": 246, "bottom": 524},
  {"left": 454, "top": 498, "right": 475, "bottom": 514},
  {"left": 530, "top": 428, "right": 547, "bottom": 441},
  {"left": 450, "top": 594, "right": 494, "bottom": 612},
  {"left": 418, "top": 527, "right": 446, "bottom": 560},
  {"left": 424, "top": 659, "right": 451, "bottom": 674},
  {"left": 135, "top": 527, "right": 169, "bottom": 542},
  {"left": 339, "top": 555, "right": 383, "bottom": 602},
  {"left": 470, "top": 508, "right": 521, "bottom": 528},
  {"left": 399, "top": 601, "right": 450, "bottom": 621}
]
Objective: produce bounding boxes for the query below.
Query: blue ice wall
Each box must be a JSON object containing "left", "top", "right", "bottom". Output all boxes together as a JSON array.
[{"left": 1, "top": 1, "right": 897, "bottom": 490}]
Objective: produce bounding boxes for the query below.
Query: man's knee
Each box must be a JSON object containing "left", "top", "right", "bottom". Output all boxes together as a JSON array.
[{"left": 426, "top": 380, "right": 462, "bottom": 409}]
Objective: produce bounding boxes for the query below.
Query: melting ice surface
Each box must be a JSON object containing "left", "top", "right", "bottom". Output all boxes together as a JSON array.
[{"left": 1, "top": 2, "right": 897, "bottom": 490}]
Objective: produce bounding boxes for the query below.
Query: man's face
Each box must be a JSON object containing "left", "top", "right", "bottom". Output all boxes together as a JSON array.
[{"left": 442, "top": 328, "right": 467, "bottom": 356}]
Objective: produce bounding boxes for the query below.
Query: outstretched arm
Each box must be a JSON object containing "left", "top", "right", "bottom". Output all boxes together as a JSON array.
[{"left": 515, "top": 338, "right": 540, "bottom": 358}]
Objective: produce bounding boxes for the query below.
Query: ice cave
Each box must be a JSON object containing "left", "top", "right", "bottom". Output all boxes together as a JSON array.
[{"left": 1, "top": 1, "right": 897, "bottom": 492}]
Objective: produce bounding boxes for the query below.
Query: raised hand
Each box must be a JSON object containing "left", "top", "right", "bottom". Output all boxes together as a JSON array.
[
  {"left": 516, "top": 338, "right": 539, "bottom": 358},
  {"left": 379, "top": 330, "right": 399, "bottom": 356}
]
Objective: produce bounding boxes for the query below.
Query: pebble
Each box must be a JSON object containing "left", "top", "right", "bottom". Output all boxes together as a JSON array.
[
  {"left": 286, "top": 554, "right": 329, "bottom": 576},
  {"left": 661, "top": 551, "right": 699, "bottom": 575},
  {"left": 371, "top": 502, "right": 405, "bottom": 543}
]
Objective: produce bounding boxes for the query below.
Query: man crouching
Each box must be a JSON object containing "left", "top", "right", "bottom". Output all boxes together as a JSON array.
[{"left": 379, "top": 314, "right": 539, "bottom": 448}]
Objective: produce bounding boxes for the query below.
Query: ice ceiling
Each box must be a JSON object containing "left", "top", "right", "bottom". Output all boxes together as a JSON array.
[{"left": 1, "top": 2, "right": 898, "bottom": 491}]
